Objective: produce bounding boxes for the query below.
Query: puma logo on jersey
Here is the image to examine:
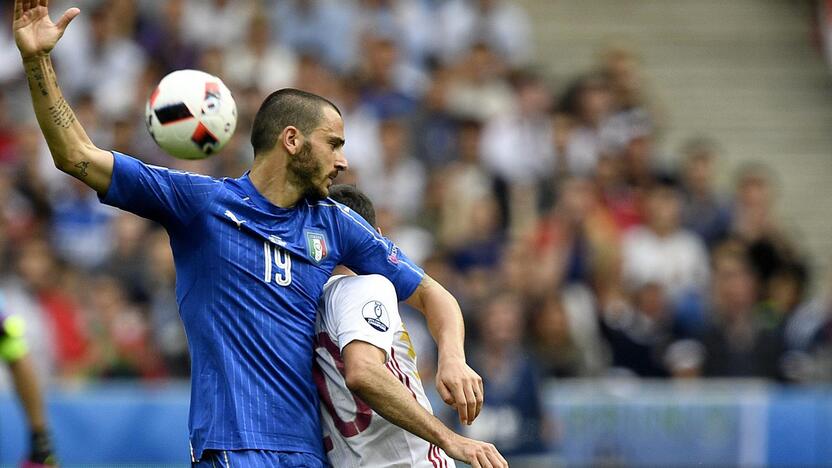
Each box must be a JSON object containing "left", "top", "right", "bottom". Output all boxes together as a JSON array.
[
  {"left": 269, "top": 234, "right": 288, "bottom": 247},
  {"left": 224, "top": 210, "right": 246, "bottom": 229}
]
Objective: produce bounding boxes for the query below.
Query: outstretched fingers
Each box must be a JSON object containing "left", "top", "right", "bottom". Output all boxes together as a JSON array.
[
  {"left": 55, "top": 7, "right": 80, "bottom": 31},
  {"left": 487, "top": 445, "right": 508, "bottom": 468},
  {"left": 14, "top": 0, "right": 23, "bottom": 21}
]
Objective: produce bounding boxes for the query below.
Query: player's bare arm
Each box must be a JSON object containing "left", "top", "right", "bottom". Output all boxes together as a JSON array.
[
  {"left": 405, "top": 274, "right": 485, "bottom": 426},
  {"left": 342, "top": 340, "right": 508, "bottom": 468},
  {"left": 14, "top": 0, "right": 113, "bottom": 193}
]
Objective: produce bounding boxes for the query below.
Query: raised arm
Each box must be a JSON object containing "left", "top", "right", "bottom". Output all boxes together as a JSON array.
[
  {"left": 343, "top": 341, "right": 507, "bottom": 468},
  {"left": 405, "top": 275, "right": 484, "bottom": 426},
  {"left": 14, "top": 0, "right": 113, "bottom": 193}
]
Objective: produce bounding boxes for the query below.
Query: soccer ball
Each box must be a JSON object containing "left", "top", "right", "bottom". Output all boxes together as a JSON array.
[{"left": 146, "top": 70, "right": 237, "bottom": 160}]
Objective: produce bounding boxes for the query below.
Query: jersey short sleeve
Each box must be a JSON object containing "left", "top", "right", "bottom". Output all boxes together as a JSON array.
[
  {"left": 99, "top": 151, "right": 221, "bottom": 227},
  {"left": 334, "top": 204, "right": 425, "bottom": 300},
  {"left": 323, "top": 275, "right": 402, "bottom": 362}
]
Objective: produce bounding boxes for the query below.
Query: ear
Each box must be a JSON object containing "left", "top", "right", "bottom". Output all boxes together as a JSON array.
[
  {"left": 376, "top": 227, "right": 383, "bottom": 236},
  {"left": 281, "top": 126, "right": 305, "bottom": 155}
]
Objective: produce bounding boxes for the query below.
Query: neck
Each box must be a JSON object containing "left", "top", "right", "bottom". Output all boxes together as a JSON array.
[
  {"left": 651, "top": 224, "right": 675, "bottom": 237},
  {"left": 333, "top": 265, "right": 356, "bottom": 276},
  {"left": 249, "top": 154, "right": 304, "bottom": 208}
]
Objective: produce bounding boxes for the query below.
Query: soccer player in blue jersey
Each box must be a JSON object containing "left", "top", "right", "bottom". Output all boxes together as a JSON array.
[{"left": 14, "top": 2, "right": 484, "bottom": 467}]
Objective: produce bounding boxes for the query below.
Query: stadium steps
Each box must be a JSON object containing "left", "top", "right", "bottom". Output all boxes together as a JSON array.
[{"left": 517, "top": 0, "right": 832, "bottom": 281}]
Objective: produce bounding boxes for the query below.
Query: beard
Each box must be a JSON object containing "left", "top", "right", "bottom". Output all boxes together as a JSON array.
[{"left": 287, "top": 140, "right": 328, "bottom": 199}]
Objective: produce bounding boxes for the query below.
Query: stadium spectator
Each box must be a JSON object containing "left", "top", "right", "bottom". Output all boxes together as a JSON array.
[
  {"left": 182, "top": 0, "right": 253, "bottom": 50},
  {"left": 410, "top": 66, "right": 459, "bottom": 169},
  {"left": 532, "top": 176, "right": 621, "bottom": 299},
  {"left": 357, "top": 33, "right": 426, "bottom": 118},
  {"left": 134, "top": 0, "right": 198, "bottom": 73},
  {"left": 621, "top": 179, "right": 710, "bottom": 306},
  {"left": 270, "top": 0, "right": 357, "bottom": 72},
  {"left": 53, "top": 4, "right": 146, "bottom": 117},
  {"left": 531, "top": 287, "right": 607, "bottom": 377},
  {"left": 436, "top": 0, "right": 533, "bottom": 67},
  {"left": 699, "top": 242, "right": 786, "bottom": 379},
  {"left": 223, "top": 13, "right": 297, "bottom": 95},
  {"left": 731, "top": 164, "right": 802, "bottom": 290},
  {"left": 594, "top": 154, "right": 643, "bottom": 230},
  {"left": 601, "top": 282, "right": 676, "bottom": 377},
  {"left": 335, "top": 75, "right": 382, "bottom": 176},
  {"left": 784, "top": 269, "right": 832, "bottom": 381},
  {"left": 462, "top": 291, "right": 548, "bottom": 457},
  {"left": 445, "top": 42, "right": 514, "bottom": 121},
  {"left": 597, "top": 44, "right": 659, "bottom": 156},
  {"left": 785, "top": 268, "right": 832, "bottom": 356},
  {"left": 679, "top": 137, "right": 732, "bottom": 246},
  {"left": 82, "top": 275, "right": 163, "bottom": 379},
  {"left": 558, "top": 74, "right": 613, "bottom": 176},
  {"left": 102, "top": 213, "right": 150, "bottom": 301},
  {"left": 360, "top": 118, "right": 426, "bottom": 220},
  {"left": 434, "top": 119, "right": 498, "bottom": 250},
  {"left": 355, "top": 0, "right": 436, "bottom": 67},
  {"left": 480, "top": 72, "right": 554, "bottom": 187},
  {"left": 144, "top": 229, "right": 189, "bottom": 377},
  {"left": 6, "top": 238, "right": 90, "bottom": 380},
  {"left": 49, "top": 177, "right": 117, "bottom": 269}
]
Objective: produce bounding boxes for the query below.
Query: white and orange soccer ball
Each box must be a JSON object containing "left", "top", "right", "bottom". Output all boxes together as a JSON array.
[{"left": 145, "top": 69, "right": 237, "bottom": 160}]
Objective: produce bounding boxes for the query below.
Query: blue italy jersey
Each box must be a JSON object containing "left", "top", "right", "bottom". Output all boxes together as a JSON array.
[{"left": 99, "top": 152, "right": 424, "bottom": 461}]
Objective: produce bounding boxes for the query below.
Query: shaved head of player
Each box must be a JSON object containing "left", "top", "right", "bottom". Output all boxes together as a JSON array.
[{"left": 249, "top": 89, "right": 347, "bottom": 202}]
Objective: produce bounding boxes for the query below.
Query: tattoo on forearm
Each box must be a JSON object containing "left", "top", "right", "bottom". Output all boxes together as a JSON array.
[
  {"left": 48, "top": 98, "right": 76, "bottom": 129},
  {"left": 47, "top": 62, "right": 59, "bottom": 89},
  {"left": 74, "top": 161, "right": 89, "bottom": 178},
  {"left": 28, "top": 63, "right": 48, "bottom": 97}
]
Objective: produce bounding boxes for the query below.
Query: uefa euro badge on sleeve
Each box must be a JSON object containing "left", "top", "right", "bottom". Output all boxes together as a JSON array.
[
  {"left": 362, "top": 301, "right": 390, "bottom": 332},
  {"left": 305, "top": 231, "right": 328, "bottom": 264}
]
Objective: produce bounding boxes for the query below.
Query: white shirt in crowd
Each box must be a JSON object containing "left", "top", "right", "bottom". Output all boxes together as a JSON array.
[{"left": 622, "top": 226, "right": 710, "bottom": 299}]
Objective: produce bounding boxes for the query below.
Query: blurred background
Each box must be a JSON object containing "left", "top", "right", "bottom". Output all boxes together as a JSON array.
[{"left": 1, "top": 0, "right": 832, "bottom": 466}]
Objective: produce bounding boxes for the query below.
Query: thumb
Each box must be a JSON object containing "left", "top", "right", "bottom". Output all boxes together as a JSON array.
[{"left": 55, "top": 7, "right": 80, "bottom": 32}]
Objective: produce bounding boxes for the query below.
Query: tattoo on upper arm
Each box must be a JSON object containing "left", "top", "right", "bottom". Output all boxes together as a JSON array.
[
  {"left": 48, "top": 98, "right": 77, "bottom": 129},
  {"left": 74, "top": 161, "right": 90, "bottom": 178}
]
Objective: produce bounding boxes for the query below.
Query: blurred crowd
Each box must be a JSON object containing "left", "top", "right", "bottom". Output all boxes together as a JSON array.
[{"left": 1, "top": 0, "right": 832, "bottom": 457}]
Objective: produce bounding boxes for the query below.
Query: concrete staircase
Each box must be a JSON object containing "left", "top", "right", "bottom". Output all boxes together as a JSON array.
[{"left": 517, "top": 0, "right": 832, "bottom": 282}]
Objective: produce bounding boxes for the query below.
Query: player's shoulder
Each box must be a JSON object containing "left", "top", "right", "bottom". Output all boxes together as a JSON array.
[
  {"left": 338, "top": 274, "right": 396, "bottom": 294},
  {"left": 115, "top": 151, "right": 224, "bottom": 184},
  {"left": 326, "top": 274, "right": 395, "bottom": 300},
  {"left": 308, "top": 197, "right": 370, "bottom": 227},
  {"left": 322, "top": 275, "right": 400, "bottom": 335}
]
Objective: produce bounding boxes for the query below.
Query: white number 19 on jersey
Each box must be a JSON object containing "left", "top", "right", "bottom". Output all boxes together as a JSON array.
[{"left": 263, "top": 242, "right": 292, "bottom": 286}]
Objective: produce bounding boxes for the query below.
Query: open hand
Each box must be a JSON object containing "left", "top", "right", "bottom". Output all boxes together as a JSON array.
[
  {"left": 436, "top": 357, "right": 484, "bottom": 425},
  {"left": 14, "top": 0, "right": 80, "bottom": 59},
  {"left": 445, "top": 434, "right": 508, "bottom": 468}
]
